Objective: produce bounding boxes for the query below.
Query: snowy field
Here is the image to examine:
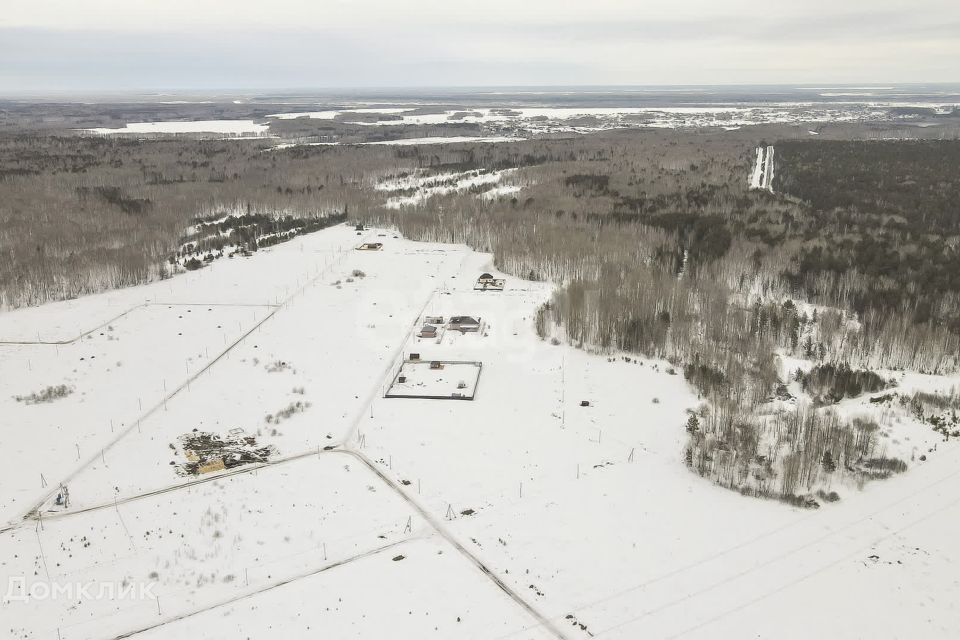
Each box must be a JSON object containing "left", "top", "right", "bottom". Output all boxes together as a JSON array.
[
  {"left": 82, "top": 120, "right": 270, "bottom": 136},
  {"left": 3, "top": 224, "right": 960, "bottom": 639}
]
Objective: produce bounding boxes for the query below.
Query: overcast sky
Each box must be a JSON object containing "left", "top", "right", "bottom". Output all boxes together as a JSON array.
[{"left": 1, "top": 0, "right": 958, "bottom": 93}]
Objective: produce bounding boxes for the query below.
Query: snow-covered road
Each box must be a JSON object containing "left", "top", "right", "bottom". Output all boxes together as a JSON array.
[{"left": 749, "top": 145, "right": 775, "bottom": 193}]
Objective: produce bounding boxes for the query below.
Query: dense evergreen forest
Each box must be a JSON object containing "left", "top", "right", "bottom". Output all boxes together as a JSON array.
[{"left": 776, "top": 140, "right": 960, "bottom": 334}]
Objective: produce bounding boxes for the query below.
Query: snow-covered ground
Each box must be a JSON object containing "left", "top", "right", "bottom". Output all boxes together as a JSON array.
[
  {"left": 264, "top": 103, "right": 893, "bottom": 136},
  {"left": 363, "top": 136, "right": 522, "bottom": 145},
  {"left": 82, "top": 120, "right": 270, "bottom": 136},
  {"left": 375, "top": 168, "right": 521, "bottom": 208},
  {"left": 3, "top": 224, "right": 960, "bottom": 639},
  {"left": 68, "top": 99, "right": 948, "bottom": 144}
]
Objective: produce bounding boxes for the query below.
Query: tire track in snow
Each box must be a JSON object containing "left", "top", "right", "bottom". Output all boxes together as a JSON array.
[
  {"left": 585, "top": 453, "right": 960, "bottom": 637},
  {"left": 490, "top": 443, "right": 960, "bottom": 640},
  {"left": 0, "top": 302, "right": 278, "bottom": 346},
  {"left": 4, "top": 449, "right": 341, "bottom": 532},
  {"left": 664, "top": 487, "right": 960, "bottom": 639},
  {"left": 107, "top": 538, "right": 412, "bottom": 640},
  {"left": 343, "top": 448, "right": 572, "bottom": 640}
]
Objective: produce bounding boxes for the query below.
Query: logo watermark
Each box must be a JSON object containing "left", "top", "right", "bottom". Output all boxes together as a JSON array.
[{"left": 4, "top": 577, "right": 157, "bottom": 603}]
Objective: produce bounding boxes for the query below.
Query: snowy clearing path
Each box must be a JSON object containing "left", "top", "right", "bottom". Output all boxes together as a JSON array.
[
  {"left": 748, "top": 145, "right": 775, "bottom": 193},
  {"left": 749, "top": 146, "right": 764, "bottom": 189}
]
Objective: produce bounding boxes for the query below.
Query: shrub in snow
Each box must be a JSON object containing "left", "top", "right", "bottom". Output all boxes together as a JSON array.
[
  {"left": 265, "top": 360, "right": 293, "bottom": 373},
  {"left": 265, "top": 401, "right": 311, "bottom": 424},
  {"left": 14, "top": 384, "right": 73, "bottom": 404}
]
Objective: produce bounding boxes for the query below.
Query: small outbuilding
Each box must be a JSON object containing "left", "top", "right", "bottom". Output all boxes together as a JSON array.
[
  {"left": 419, "top": 325, "right": 438, "bottom": 339},
  {"left": 357, "top": 242, "right": 383, "bottom": 251}
]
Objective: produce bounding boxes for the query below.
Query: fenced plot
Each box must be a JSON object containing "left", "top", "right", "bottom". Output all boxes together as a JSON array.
[{"left": 385, "top": 359, "right": 483, "bottom": 400}]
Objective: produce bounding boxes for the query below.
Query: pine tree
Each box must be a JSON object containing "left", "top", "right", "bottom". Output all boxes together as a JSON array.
[{"left": 821, "top": 450, "right": 836, "bottom": 473}]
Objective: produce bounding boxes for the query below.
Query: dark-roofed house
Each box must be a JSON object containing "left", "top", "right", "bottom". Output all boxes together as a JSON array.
[
  {"left": 448, "top": 316, "right": 481, "bottom": 332},
  {"left": 475, "top": 273, "right": 505, "bottom": 291},
  {"left": 419, "top": 324, "right": 438, "bottom": 339}
]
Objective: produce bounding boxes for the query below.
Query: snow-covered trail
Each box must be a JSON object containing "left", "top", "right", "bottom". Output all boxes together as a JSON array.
[
  {"left": 5, "top": 448, "right": 335, "bottom": 533},
  {"left": 748, "top": 145, "right": 775, "bottom": 193},
  {"left": 749, "top": 146, "right": 764, "bottom": 189},
  {"left": 762, "top": 145, "right": 775, "bottom": 191}
]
